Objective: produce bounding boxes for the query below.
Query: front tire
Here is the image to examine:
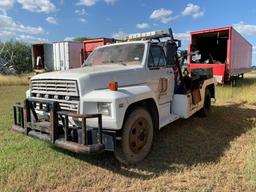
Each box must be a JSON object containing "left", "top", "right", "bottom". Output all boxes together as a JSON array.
[{"left": 114, "top": 107, "right": 153, "bottom": 165}]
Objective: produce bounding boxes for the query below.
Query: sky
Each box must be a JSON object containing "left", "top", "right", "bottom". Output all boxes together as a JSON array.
[{"left": 0, "top": 0, "right": 256, "bottom": 65}]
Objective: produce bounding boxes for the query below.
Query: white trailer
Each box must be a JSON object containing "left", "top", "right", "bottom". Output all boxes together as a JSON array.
[{"left": 53, "top": 41, "right": 83, "bottom": 71}]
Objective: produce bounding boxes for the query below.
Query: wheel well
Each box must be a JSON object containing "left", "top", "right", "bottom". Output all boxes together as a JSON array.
[
  {"left": 121, "top": 99, "right": 159, "bottom": 134},
  {"left": 206, "top": 84, "right": 215, "bottom": 98}
]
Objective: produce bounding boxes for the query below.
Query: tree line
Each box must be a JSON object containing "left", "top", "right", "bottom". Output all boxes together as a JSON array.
[
  {"left": 0, "top": 40, "right": 32, "bottom": 74},
  {"left": 0, "top": 37, "right": 92, "bottom": 74}
]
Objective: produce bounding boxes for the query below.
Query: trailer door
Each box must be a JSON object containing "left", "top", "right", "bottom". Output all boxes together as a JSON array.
[{"left": 53, "top": 43, "right": 60, "bottom": 71}]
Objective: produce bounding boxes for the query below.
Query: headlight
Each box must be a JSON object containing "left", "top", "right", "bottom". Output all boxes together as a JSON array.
[{"left": 97, "top": 102, "right": 111, "bottom": 116}]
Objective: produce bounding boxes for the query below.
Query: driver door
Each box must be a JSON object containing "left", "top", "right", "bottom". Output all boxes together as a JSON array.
[{"left": 147, "top": 44, "right": 175, "bottom": 106}]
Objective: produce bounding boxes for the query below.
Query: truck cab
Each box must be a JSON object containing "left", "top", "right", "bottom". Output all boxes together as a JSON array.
[{"left": 13, "top": 29, "right": 215, "bottom": 164}]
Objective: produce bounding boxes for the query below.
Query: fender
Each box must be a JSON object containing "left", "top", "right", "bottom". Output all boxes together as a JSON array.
[{"left": 81, "top": 84, "right": 159, "bottom": 130}]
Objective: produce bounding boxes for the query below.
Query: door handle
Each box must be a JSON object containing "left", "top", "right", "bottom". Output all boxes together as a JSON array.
[{"left": 159, "top": 78, "right": 168, "bottom": 93}]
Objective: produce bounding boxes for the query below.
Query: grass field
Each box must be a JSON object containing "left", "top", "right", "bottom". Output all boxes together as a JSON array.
[
  {"left": 0, "top": 74, "right": 30, "bottom": 86},
  {"left": 0, "top": 73, "right": 256, "bottom": 191}
]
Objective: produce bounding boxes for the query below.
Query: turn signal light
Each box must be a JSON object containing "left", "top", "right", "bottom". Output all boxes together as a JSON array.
[{"left": 108, "top": 81, "right": 118, "bottom": 91}]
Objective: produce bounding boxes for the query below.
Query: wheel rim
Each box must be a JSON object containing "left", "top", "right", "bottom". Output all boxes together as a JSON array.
[{"left": 129, "top": 117, "right": 149, "bottom": 154}]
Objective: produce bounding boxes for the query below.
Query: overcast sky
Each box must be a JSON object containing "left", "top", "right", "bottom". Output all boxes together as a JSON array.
[{"left": 0, "top": 0, "right": 256, "bottom": 64}]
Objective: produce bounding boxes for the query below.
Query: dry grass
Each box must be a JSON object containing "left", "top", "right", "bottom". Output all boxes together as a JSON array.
[
  {"left": 0, "top": 74, "right": 30, "bottom": 86},
  {"left": 216, "top": 72, "right": 256, "bottom": 103},
  {"left": 0, "top": 72, "right": 256, "bottom": 191}
]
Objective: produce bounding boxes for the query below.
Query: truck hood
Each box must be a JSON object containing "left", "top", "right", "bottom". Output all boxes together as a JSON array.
[
  {"left": 31, "top": 64, "right": 148, "bottom": 95},
  {"left": 32, "top": 64, "right": 134, "bottom": 79}
]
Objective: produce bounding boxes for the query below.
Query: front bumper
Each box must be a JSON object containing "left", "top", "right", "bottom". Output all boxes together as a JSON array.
[{"left": 12, "top": 99, "right": 115, "bottom": 154}]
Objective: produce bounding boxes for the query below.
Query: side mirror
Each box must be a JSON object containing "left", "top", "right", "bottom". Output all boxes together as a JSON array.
[
  {"left": 168, "top": 28, "right": 174, "bottom": 41},
  {"left": 177, "top": 40, "right": 181, "bottom": 48}
]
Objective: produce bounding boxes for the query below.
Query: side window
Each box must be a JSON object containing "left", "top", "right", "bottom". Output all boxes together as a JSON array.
[{"left": 148, "top": 45, "right": 166, "bottom": 69}]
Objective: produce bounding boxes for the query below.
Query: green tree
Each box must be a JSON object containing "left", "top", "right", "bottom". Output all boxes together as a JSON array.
[{"left": 0, "top": 40, "right": 32, "bottom": 73}]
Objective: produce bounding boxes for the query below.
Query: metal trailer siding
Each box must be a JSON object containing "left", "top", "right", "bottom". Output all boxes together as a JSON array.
[
  {"left": 230, "top": 27, "right": 252, "bottom": 76},
  {"left": 68, "top": 42, "right": 83, "bottom": 69},
  {"left": 31, "top": 45, "right": 36, "bottom": 69},
  {"left": 43, "top": 44, "right": 54, "bottom": 71},
  {"left": 55, "top": 42, "right": 67, "bottom": 71},
  {"left": 53, "top": 43, "right": 59, "bottom": 70},
  {"left": 64, "top": 42, "right": 69, "bottom": 70},
  {"left": 53, "top": 41, "right": 83, "bottom": 71},
  {"left": 31, "top": 45, "right": 37, "bottom": 69}
]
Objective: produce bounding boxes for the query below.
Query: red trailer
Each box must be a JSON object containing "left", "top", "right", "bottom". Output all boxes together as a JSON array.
[
  {"left": 80, "top": 38, "right": 115, "bottom": 65},
  {"left": 83, "top": 38, "right": 114, "bottom": 58},
  {"left": 188, "top": 26, "right": 252, "bottom": 84}
]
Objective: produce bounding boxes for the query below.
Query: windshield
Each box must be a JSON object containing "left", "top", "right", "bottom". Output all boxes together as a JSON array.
[{"left": 84, "top": 43, "right": 145, "bottom": 66}]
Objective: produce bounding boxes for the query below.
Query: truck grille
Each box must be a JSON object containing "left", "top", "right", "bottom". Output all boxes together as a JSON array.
[{"left": 31, "top": 79, "right": 80, "bottom": 112}]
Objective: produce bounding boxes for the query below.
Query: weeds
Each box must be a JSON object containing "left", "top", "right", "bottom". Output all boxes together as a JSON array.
[{"left": 0, "top": 74, "right": 31, "bottom": 86}]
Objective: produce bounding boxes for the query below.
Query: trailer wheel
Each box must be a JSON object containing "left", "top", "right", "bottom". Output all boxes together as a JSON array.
[
  {"left": 197, "top": 89, "right": 211, "bottom": 117},
  {"left": 230, "top": 76, "right": 238, "bottom": 86},
  {"left": 114, "top": 107, "right": 153, "bottom": 165}
]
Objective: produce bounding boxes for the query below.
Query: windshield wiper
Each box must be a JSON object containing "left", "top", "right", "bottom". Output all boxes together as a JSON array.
[
  {"left": 117, "top": 63, "right": 127, "bottom": 66},
  {"left": 114, "top": 60, "right": 127, "bottom": 66},
  {"left": 102, "top": 60, "right": 127, "bottom": 66}
]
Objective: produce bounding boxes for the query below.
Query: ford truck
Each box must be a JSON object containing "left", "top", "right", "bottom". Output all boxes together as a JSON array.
[{"left": 12, "top": 28, "right": 215, "bottom": 164}]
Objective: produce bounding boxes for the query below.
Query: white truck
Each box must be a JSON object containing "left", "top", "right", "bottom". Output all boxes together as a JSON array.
[{"left": 12, "top": 29, "right": 215, "bottom": 164}]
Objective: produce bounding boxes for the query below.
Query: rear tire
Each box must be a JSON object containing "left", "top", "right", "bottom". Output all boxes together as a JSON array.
[
  {"left": 197, "top": 89, "right": 211, "bottom": 117},
  {"left": 114, "top": 107, "right": 153, "bottom": 165}
]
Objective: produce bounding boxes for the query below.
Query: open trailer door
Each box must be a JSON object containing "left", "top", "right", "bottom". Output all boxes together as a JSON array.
[{"left": 32, "top": 43, "right": 53, "bottom": 72}]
